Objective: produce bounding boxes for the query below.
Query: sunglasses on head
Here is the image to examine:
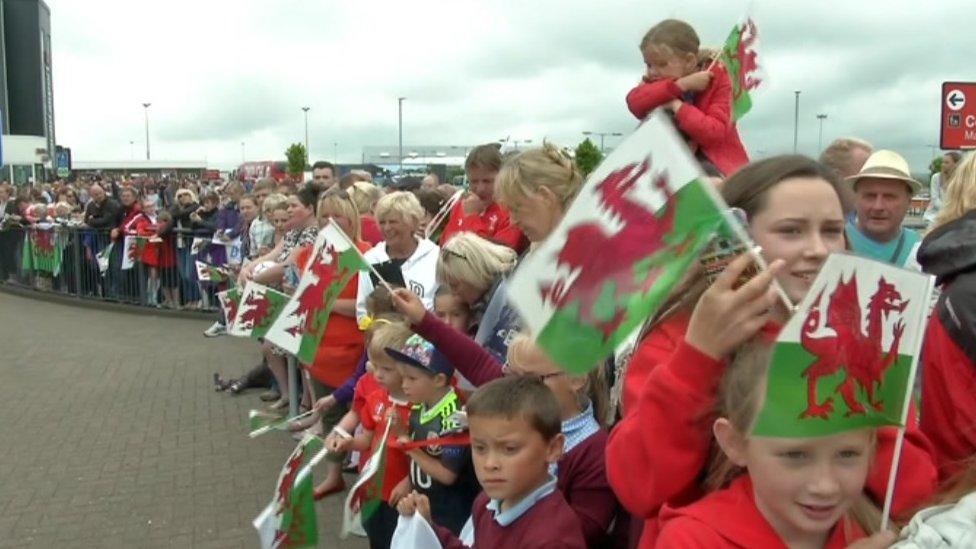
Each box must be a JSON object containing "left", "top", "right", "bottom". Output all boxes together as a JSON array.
[{"left": 443, "top": 248, "right": 467, "bottom": 261}]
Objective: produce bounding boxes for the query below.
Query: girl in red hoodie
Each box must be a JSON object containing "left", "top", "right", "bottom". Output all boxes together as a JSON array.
[
  {"left": 626, "top": 19, "right": 749, "bottom": 176},
  {"left": 656, "top": 342, "right": 896, "bottom": 548},
  {"left": 607, "top": 156, "right": 937, "bottom": 547}
]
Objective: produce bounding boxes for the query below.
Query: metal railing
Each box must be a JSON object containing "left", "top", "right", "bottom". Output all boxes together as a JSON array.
[{"left": 1, "top": 224, "right": 226, "bottom": 311}]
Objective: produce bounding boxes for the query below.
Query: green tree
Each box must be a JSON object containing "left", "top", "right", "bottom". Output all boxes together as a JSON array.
[
  {"left": 285, "top": 143, "right": 308, "bottom": 179},
  {"left": 575, "top": 138, "right": 603, "bottom": 177},
  {"left": 929, "top": 155, "right": 943, "bottom": 176}
]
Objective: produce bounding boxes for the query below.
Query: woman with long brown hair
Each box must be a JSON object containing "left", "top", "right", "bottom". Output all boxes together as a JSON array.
[{"left": 606, "top": 155, "right": 937, "bottom": 548}]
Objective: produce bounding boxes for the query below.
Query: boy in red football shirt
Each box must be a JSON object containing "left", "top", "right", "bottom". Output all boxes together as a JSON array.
[{"left": 327, "top": 321, "right": 414, "bottom": 549}]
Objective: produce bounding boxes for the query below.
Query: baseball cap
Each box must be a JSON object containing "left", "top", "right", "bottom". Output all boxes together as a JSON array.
[{"left": 385, "top": 334, "right": 455, "bottom": 377}]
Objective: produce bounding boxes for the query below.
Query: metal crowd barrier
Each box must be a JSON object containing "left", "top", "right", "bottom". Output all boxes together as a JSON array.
[{"left": 1, "top": 224, "right": 224, "bottom": 312}]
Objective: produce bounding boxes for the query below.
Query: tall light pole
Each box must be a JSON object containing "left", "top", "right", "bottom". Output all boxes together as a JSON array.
[
  {"left": 816, "top": 113, "right": 828, "bottom": 152},
  {"left": 398, "top": 97, "right": 406, "bottom": 173},
  {"left": 582, "top": 131, "right": 623, "bottom": 153},
  {"left": 142, "top": 102, "right": 152, "bottom": 160},
  {"left": 241, "top": 142, "right": 246, "bottom": 163},
  {"left": 333, "top": 142, "right": 338, "bottom": 164},
  {"left": 301, "top": 107, "right": 310, "bottom": 161},
  {"left": 792, "top": 91, "right": 800, "bottom": 154},
  {"left": 129, "top": 140, "right": 134, "bottom": 160}
]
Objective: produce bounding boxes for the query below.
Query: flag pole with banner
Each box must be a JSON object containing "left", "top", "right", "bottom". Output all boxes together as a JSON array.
[
  {"left": 265, "top": 221, "right": 373, "bottom": 363},
  {"left": 507, "top": 109, "right": 784, "bottom": 375},
  {"left": 231, "top": 281, "right": 290, "bottom": 339},
  {"left": 708, "top": 17, "right": 763, "bottom": 121}
]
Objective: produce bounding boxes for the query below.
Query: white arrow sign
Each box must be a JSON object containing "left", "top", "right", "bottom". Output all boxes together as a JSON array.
[{"left": 947, "top": 89, "right": 966, "bottom": 111}]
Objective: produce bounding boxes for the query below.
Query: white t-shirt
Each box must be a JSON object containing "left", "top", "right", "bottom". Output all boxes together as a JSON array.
[{"left": 356, "top": 238, "right": 440, "bottom": 322}]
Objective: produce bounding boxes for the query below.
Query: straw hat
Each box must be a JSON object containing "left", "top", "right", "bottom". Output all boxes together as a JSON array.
[{"left": 846, "top": 149, "right": 921, "bottom": 195}]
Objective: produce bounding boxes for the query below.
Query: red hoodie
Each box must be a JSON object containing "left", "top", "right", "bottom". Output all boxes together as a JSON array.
[
  {"left": 656, "top": 475, "right": 866, "bottom": 548},
  {"left": 607, "top": 316, "right": 938, "bottom": 548},
  {"left": 625, "top": 63, "right": 749, "bottom": 177},
  {"left": 921, "top": 313, "right": 976, "bottom": 481}
]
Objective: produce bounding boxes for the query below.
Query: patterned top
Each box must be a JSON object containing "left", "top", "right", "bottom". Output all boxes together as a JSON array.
[
  {"left": 248, "top": 218, "right": 275, "bottom": 259},
  {"left": 276, "top": 226, "right": 318, "bottom": 262}
]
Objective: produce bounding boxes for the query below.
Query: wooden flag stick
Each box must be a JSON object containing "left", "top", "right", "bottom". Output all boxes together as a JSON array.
[{"left": 879, "top": 273, "right": 935, "bottom": 532}]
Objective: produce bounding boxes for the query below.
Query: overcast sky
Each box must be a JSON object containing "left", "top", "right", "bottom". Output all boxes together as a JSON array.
[{"left": 48, "top": 0, "right": 974, "bottom": 172}]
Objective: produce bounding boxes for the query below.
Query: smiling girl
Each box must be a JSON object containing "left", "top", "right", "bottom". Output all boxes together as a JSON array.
[
  {"left": 656, "top": 344, "right": 894, "bottom": 548},
  {"left": 607, "top": 155, "right": 937, "bottom": 547}
]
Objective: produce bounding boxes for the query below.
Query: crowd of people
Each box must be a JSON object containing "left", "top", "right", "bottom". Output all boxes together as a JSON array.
[{"left": 4, "top": 16, "right": 976, "bottom": 549}]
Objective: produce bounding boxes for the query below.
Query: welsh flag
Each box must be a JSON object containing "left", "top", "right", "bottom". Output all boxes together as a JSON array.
[
  {"left": 342, "top": 417, "right": 393, "bottom": 538},
  {"left": 716, "top": 17, "right": 763, "bottom": 120},
  {"left": 507, "top": 110, "right": 729, "bottom": 374},
  {"left": 22, "top": 228, "right": 64, "bottom": 276},
  {"left": 752, "top": 254, "right": 934, "bottom": 438},
  {"left": 248, "top": 409, "right": 289, "bottom": 438},
  {"left": 253, "top": 435, "right": 324, "bottom": 549},
  {"left": 195, "top": 260, "right": 232, "bottom": 284},
  {"left": 265, "top": 221, "right": 370, "bottom": 364},
  {"left": 217, "top": 287, "right": 243, "bottom": 330},
  {"left": 121, "top": 235, "right": 149, "bottom": 270},
  {"left": 230, "top": 282, "right": 290, "bottom": 339}
]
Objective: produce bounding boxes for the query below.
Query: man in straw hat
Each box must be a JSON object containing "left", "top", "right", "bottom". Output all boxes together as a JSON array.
[{"left": 845, "top": 149, "right": 922, "bottom": 268}]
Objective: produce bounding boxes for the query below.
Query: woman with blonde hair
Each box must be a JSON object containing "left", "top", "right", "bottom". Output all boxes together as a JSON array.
[
  {"left": 355, "top": 191, "right": 439, "bottom": 323},
  {"left": 917, "top": 151, "right": 976, "bottom": 480},
  {"left": 438, "top": 232, "right": 519, "bottom": 366},
  {"left": 495, "top": 141, "right": 583, "bottom": 245},
  {"left": 290, "top": 187, "right": 373, "bottom": 497}
]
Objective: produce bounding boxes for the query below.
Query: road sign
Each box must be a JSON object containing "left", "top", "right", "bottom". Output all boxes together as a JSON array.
[{"left": 941, "top": 81, "right": 976, "bottom": 150}]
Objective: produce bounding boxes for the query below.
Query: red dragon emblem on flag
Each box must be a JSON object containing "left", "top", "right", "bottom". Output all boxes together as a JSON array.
[
  {"left": 285, "top": 245, "right": 343, "bottom": 338},
  {"left": 31, "top": 230, "right": 56, "bottom": 258},
  {"left": 240, "top": 292, "right": 274, "bottom": 329},
  {"left": 800, "top": 275, "right": 908, "bottom": 419},
  {"left": 540, "top": 159, "right": 686, "bottom": 340},
  {"left": 272, "top": 452, "right": 311, "bottom": 547},
  {"left": 735, "top": 19, "right": 762, "bottom": 97}
]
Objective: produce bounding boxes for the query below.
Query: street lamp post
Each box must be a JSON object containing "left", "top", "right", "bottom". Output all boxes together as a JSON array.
[
  {"left": 816, "top": 113, "right": 828, "bottom": 152},
  {"left": 398, "top": 97, "right": 406, "bottom": 173},
  {"left": 241, "top": 142, "right": 246, "bottom": 163},
  {"left": 792, "top": 91, "right": 801, "bottom": 154},
  {"left": 333, "top": 142, "right": 338, "bottom": 164},
  {"left": 582, "top": 131, "right": 623, "bottom": 153},
  {"left": 129, "top": 140, "right": 134, "bottom": 160},
  {"left": 142, "top": 102, "right": 152, "bottom": 160},
  {"left": 301, "top": 107, "right": 310, "bottom": 160}
]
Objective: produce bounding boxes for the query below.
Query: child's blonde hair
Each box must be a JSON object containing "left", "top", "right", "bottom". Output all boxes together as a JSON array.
[
  {"left": 705, "top": 340, "right": 882, "bottom": 535},
  {"left": 367, "top": 321, "right": 413, "bottom": 362},
  {"left": 507, "top": 333, "right": 610, "bottom": 428},
  {"left": 496, "top": 141, "right": 583, "bottom": 210},
  {"left": 640, "top": 18, "right": 700, "bottom": 57},
  {"left": 261, "top": 193, "right": 289, "bottom": 216}
]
